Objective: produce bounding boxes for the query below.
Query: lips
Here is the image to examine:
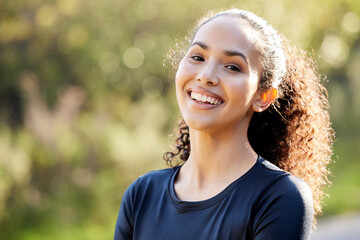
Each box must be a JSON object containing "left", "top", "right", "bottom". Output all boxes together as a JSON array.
[{"left": 187, "top": 88, "right": 224, "bottom": 106}]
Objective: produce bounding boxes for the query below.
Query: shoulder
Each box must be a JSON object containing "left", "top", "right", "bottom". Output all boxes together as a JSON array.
[
  {"left": 135, "top": 167, "right": 177, "bottom": 186},
  {"left": 253, "top": 158, "right": 314, "bottom": 226},
  {"left": 250, "top": 158, "right": 314, "bottom": 239},
  {"left": 115, "top": 168, "right": 176, "bottom": 240},
  {"left": 256, "top": 158, "right": 313, "bottom": 202},
  {"left": 124, "top": 167, "right": 178, "bottom": 199},
  {"left": 258, "top": 173, "right": 313, "bottom": 213}
]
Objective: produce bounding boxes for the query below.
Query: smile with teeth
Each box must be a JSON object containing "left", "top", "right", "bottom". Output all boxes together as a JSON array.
[{"left": 190, "top": 91, "right": 223, "bottom": 105}]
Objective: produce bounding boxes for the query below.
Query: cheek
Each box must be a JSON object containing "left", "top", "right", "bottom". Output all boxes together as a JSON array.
[
  {"left": 175, "top": 71, "right": 184, "bottom": 94},
  {"left": 175, "top": 65, "right": 187, "bottom": 102},
  {"left": 226, "top": 79, "right": 259, "bottom": 105},
  {"left": 175, "top": 61, "right": 193, "bottom": 89}
]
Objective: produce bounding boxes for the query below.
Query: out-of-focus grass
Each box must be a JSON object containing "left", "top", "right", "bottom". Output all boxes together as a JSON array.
[{"left": 18, "top": 219, "right": 115, "bottom": 240}]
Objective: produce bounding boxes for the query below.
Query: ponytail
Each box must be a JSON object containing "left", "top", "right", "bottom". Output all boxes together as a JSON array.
[{"left": 248, "top": 41, "right": 333, "bottom": 217}]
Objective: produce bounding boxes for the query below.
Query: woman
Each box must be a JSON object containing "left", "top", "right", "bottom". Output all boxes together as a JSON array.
[{"left": 114, "top": 9, "right": 333, "bottom": 240}]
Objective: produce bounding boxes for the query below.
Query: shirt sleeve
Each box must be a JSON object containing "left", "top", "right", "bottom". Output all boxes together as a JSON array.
[
  {"left": 114, "top": 179, "right": 139, "bottom": 240},
  {"left": 252, "top": 175, "right": 314, "bottom": 240}
]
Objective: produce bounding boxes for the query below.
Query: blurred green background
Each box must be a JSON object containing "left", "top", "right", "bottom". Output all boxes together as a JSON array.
[{"left": 0, "top": 0, "right": 359, "bottom": 239}]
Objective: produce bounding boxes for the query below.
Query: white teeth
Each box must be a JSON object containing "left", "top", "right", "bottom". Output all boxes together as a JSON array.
[{"left": 190, "top": 91, "right": 222, "bottom": 105}]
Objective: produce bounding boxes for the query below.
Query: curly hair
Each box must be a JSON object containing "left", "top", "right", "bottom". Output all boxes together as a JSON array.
[{"left": 163, "top": 9, "right": 333, "bottom": 222}]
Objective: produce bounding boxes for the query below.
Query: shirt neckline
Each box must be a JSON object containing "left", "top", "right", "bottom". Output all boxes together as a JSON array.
[{"left": 168, "top": 155, "right": 263, "bottom": 211}]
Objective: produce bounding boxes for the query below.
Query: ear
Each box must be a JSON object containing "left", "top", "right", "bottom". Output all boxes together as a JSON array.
[{"left": 252, "top": 88, "right": 277, "bottom": 112}]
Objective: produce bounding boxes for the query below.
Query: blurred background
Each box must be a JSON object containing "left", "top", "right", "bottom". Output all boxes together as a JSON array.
[{"left": 0, "top": 0, "right": 359, "bottom": 239}]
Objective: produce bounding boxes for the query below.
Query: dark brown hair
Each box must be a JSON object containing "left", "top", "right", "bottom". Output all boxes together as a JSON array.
[{"left": 164, "top": 9, "right": 333, "bottom": 223}]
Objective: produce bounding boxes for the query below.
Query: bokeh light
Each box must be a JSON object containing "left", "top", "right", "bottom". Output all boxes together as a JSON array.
[
  {"left": 320, "top": 34, "right": 349, "bottom": 68},
  {"left": 99, "top": 52, "right": 120, "bottom": 73},
  {"left": 36, "top": 5, "right": 58, "bottom": 28},
  {"left": 342, "top": 12, "right": 360, "bottom": 34},
  {"left": 137, "top": 0, "right": 159, "bottom": 20},
  {"left": 135, "top": 32, "right": 156, "bottom": 53},
  {"left": 123, "top": 47, "right": 144, "bottom": 69}
]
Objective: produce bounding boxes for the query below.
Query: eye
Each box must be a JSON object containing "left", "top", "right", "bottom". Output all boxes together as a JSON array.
[
  {"left": 225, "top": 64, "right": 241, "bottom": 72},
  {"left": 190, "top": 55, "right": 204, "bottom": 62}
]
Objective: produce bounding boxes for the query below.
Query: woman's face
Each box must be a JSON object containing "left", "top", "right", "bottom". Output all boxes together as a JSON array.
[{"left": 175, "top": 16, "right": 263, "bottom": 132}]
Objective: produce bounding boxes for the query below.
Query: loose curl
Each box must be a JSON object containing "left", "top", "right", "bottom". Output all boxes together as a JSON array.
[{"left": 164, "top": 9, "right": 333, "bottom": 223}]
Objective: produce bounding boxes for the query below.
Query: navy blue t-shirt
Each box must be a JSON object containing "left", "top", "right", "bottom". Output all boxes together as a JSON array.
[{"left": 114, "top": 156, "right": 313, "bottom": 240}]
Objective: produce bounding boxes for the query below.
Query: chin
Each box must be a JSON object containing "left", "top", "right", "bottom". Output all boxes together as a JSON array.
[
  {"left": 183, "top": 112, "right": 252, "bottom": 133},
  {"left": 182, "top": 115, "right": 215, "bottom": 131},
  {"left": 183, "top": 116, "right": 232, "bottom": 133}
]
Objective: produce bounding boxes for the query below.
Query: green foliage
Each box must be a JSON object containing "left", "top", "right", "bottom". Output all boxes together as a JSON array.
[{"left": 0, "top": 0, "right": 359, "bottom": 238}]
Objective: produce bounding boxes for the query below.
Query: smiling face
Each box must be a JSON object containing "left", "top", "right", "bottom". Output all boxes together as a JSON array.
[{"left": 175, "top": 16, "right": 263, "bottom": 132}]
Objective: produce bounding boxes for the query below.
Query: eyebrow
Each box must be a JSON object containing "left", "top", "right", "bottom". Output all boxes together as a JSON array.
[
  {"left": 191, "top": 41, "right": 209, "bottom": 50},
  {"left": 223, "top": 50, "right": 248, "bottom": 65},
  {"left": 191, "top": 41, "right": 248, "bottom": 65}
]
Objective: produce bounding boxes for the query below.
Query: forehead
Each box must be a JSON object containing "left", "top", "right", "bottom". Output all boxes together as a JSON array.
[{"left": 193, "top": 16, "right": 258, "bottom": 55}]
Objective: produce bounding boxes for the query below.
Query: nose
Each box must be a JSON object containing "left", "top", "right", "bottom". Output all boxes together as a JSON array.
[{"left": 196, "top": 61, "right": 219, "bottom": 86}]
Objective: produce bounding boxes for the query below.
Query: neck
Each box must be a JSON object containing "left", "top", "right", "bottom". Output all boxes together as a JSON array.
[{"left": 181, "top": 121, "right": 258, "bottom": 183}]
